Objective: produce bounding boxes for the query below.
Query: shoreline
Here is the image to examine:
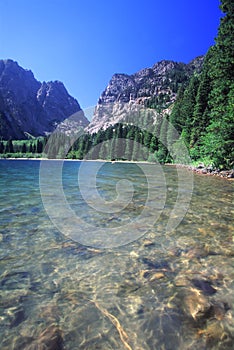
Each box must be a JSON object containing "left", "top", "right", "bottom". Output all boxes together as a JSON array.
[
  {"left": 166, "top": 163, "right": 234, "bottom": 180},
  {"left": 1, "top": 157, "right": 233, "bottom": 179},
  {"left": 0, "top": 157, "right": 152, "bottom": 163}
]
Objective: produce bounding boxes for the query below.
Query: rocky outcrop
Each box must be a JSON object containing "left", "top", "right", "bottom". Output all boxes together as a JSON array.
[
  {"left": 86, "top": 56, "right": 204, "bottom": 134},
  {"left": 0, "top": 59, "right": 89, "bottom": 140},
  {"left": 169, "top": 163, "right": 234, "bottom": 179}
]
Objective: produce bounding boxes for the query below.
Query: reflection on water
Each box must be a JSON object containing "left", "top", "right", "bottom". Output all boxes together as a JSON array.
[{"left": 0, "top": 160, "right": 233, "bottom": 349}]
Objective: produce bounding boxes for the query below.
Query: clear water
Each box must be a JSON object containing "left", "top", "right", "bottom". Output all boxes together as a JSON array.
[{"left": 0, "top": 160, "right": 233, "bottom": 349}]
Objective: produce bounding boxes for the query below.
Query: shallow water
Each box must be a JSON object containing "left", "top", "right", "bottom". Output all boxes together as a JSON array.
[{"left": 0, "top": 160, "right": 233, "bottom": 349}]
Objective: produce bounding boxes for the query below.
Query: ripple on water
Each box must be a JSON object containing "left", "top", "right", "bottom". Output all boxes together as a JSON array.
[{"left": 0, "top": 161, "right": 233, "bottom": 349}]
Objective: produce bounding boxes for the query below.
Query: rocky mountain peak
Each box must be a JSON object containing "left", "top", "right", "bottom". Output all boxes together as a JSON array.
[
  {"left": 152, "top": 60, "right": 178, "bottom": 73},
  {"left": 0, "top": 59, "right": 40, "bottom": 103},
  {"left": 0, "top": 59, "right": 89, "bottom": 140},
  {"left": 187, "top": 55, "right": 204, "bottom": 72},
  {"left": 86, "top": 56, "right": 204, "bottom": 134}
]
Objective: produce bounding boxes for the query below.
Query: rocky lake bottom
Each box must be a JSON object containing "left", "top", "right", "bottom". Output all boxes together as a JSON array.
[{"left": 0, "top": 160, "right": 233, "bottom": 349}]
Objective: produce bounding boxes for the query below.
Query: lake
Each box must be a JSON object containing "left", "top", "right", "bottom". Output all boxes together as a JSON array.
[{"left": 0, "top": 159, "right": 233, "bottom": 349}]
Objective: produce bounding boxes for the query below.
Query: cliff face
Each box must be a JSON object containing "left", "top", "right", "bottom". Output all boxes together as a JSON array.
[
  {"left": 86, "top": 57, "right": 204, "bottom": 134},
  {"left": 0, "top": 57, "right": 204, "bottom": 139},
  {"left": 0, "top": 59, "right": 89, "bottom": 139}
]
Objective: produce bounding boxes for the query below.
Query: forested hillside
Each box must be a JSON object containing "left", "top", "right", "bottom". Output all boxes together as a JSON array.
[{"left": 168, "top": 0, "right": 234, "bottom": 169}]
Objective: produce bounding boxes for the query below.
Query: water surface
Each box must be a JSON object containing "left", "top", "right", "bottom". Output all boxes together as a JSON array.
[{"left": 0, "top": 160, "right": 233, "bottom": 349}]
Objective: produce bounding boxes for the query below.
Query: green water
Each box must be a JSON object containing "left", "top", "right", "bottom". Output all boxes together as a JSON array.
[{"left": 0, "top": 160, "right": 233, "bottom": 349}]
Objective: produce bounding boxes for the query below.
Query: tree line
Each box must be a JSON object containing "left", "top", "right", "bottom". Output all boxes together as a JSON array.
[{"left": 0, "top": 138, "right": 45, "bottom": 157}]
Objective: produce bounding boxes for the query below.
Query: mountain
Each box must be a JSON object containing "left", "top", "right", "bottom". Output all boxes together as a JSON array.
[
  {"left": 86, "top": 57, "right": 204, "bottom": 134},
  {"left": 82, "top": 0, "right": 233, "bottom": 169},
  {"left": 0, "top": 59, "right": 89, "bottom": 140}
]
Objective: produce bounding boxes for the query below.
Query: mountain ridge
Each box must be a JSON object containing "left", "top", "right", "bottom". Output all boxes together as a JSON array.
[
  {"left": 86, "top": 56, "right": 204, "bottom": 134},
  {"left": 0, "top": 59, "right": 89, "bottom": 140}
]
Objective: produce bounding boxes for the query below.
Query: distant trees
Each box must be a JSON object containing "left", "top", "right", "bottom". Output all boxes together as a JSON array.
[
  {"left": 36, "top": 139, "right": 43, "bottom": 153},
  {"left": 0, "top": 141, "right": 4, "bottom": 154},
  {"left": 5, "top": 140, "right": 14, "bottom": 153},
  {"left": 0, "top": 138, "right": 45, "bottom": 158}
]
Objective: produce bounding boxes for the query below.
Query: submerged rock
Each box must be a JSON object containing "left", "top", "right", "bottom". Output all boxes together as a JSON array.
[
  {"left": 62, "top": 241, "right": 102, "bottom": 259},
  {"left": 210, "top": 302, "right": 230, "bottom": 321},
  {"left": 197, "top": 320, "right": 223, "bottom": 341},
  {"left": 181, "top": 246, "right": 209, "bottom": 259},
  {"left": 148, "top": 272, "right": 165, "bottom": 281},
  {"left": 0, "top": 289, "right": 28, "bottom": 308},
  {"left": 142, "top": 239, "right": 155, "bottom": 247},
  {"left": 1, "top": 271, "right": 31, "bottom": 290},
  {"left": 9, "top": 306, "right": 26, "bottom": 328},
  {"left": 191, "top": 279, "right": 217, "bottom": 295},
  {"left": 24, "top": 325, "right": 64, "bottom": 350},
  {"left": 117, "top": 280, "right": 141, "bottom": 297},
  {"left": 198, "top": 319, "right": 234, "bottom": 349},
  {"left": 141, "top": 258, "right": 170, "bottom": 271},
  {"left": 140, "top": 269, "right": 165, "bottom": 281},
  {"left": 174, "top": 276, "right": 188, "bottom": 287},
  {"left": 183, "top": 291, "right": 212, "bottom": 320}
]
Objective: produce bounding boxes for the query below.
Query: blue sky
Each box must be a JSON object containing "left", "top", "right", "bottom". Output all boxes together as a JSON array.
[{"left": 0, "top": 0, "right": 222, "bottom": 111}]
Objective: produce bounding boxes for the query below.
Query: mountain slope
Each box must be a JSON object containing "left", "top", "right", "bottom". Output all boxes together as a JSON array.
[
  {"left": 0, "top": 59, "right": 89, "bottom": 140},
  {"left": 86, "top": 57, "right": 203, "bottom": 134}
]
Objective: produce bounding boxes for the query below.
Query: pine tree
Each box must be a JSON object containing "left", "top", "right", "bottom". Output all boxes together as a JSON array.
[
  {"left": 190, "top": 52, "right": 212, "bottom": 150},
  {"left": 99, "top": 141, "right": 109, "bottom": 160},
  {"left": 132, "top": 129, "right": 142, "bottom": 161},
  {"left": 36, "top": 139, "right": 43, "bottom": 153},
  {"left": 180, "top": 74, "right": 200, "bottom": 146},
  {"left": 0, "top": 141, "right": 4, "bottom": 154},
  {"left": 157, "top": 116, "right": 169, "bottom": 163},
  {"left": 169, "top": 86, "right": 186, "bottom": 133},
  {"left": 149, "top": 135, "right": 157, "bottom": 153},
  {"left": 201, "top": 0, "right": 234, "bottom": 168},
  {"left": 21, "top": 143, "right": 27, "bottom": 153},
  {"left": 5, "top": 139, "right": 14, "bottom": 153}
]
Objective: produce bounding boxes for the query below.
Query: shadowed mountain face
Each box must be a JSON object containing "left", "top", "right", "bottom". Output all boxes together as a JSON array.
[
  {"left": 86, "top": 57, "right": 204, "bottom": 134},
  {"left": 0, "top": 59, "right": 89, "bottom": 140}
]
